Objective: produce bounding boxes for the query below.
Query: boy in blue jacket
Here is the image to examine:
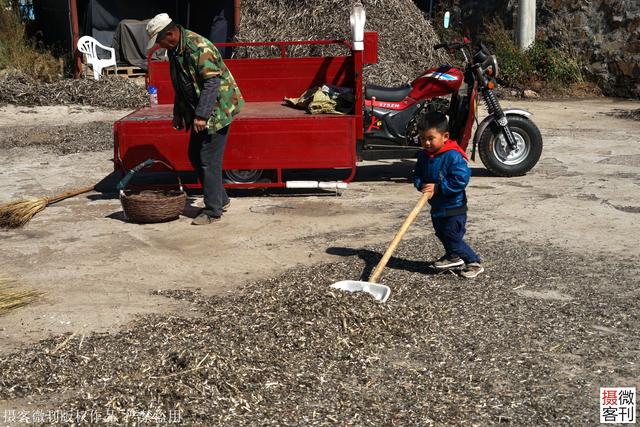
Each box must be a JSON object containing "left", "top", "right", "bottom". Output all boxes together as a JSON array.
[{"left": 414, "top": 112, "right": 484, "bottom": 278}]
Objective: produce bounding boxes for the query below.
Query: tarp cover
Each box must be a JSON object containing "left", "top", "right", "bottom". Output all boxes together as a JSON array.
[
  {"left": 85, "top": 0, "right": 179, "bottom": 48},
  {"left": 112, "top": 19, "right": 151, "bottom": 69},
  {"left": 84, "top": 0, "right": 235, "bottom": 65}
]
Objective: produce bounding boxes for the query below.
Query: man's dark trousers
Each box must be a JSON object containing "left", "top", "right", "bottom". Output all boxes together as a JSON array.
[
  {"left": 431, "top": 213, "right": 480, "bottom": 263},
  {"left": 188, "top": 125, "right": 230, "bottom": 218}
]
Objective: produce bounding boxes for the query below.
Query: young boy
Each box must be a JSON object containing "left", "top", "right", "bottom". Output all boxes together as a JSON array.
[{"left": 414, "top": 112, "right": 484, "bottom": 278}]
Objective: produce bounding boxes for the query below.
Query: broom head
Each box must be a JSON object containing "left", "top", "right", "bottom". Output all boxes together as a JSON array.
[
  {"left": 0, "top": 197, "right": 48, "bottom": 229},
  {"left": 0, "top": 277, "right": 40, "bottom": 315}
]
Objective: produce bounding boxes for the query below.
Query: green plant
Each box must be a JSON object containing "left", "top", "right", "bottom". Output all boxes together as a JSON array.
[
  {"left": 0, "top": 1, "right": 61, "bottom": 81},
  {"left": 483, "top": 19, "right": 531, "bottom": 87},
  {"left": 527, "top": 41, "right": 583, "bottom": 84},
  {"left": 482, "top": 19, "right": 582, "bottom": 88}
]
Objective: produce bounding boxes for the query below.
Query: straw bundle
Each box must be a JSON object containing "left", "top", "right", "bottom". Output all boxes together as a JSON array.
[
  {"left": 235, "top": 0, "right": 449, "bottom": 86},
  {"left": 0, "top": 198, "right": 47, "bottom": 229},
  {"left": 0, "top": 277, "right": 39, "bottom": 316}
]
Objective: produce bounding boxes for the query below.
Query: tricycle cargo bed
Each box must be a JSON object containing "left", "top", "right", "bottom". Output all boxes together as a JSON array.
[
  {"left": 114, "top": 36, "right": 379, "bottom": 189},
  {"left": 115, "top": 103, "right": 358, "bottom": 187}
]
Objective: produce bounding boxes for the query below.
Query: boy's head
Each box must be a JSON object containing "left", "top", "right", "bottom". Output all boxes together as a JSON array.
[{"left": 418, "top": 112, "right": 450, "bottom": 154}]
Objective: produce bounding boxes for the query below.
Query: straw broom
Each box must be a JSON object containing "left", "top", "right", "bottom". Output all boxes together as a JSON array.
[
  {"left": 0, "top": 277, "right": 40, "bottom": 315},
  {"left": 0, "top": 185, "right": 95, "bottom": 229}
]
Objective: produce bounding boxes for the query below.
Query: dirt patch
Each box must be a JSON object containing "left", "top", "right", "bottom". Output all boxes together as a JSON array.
[
  {"left": 496, "top": 81, "right": 603, "bottom": 101},
  {"left": 606, "top": 108, "right": 640, "bottom": 121},
  {"left": 248, "top": 201, "right": 355, "bottom": 217},
  {"left": 602, "top": 200, "right": 640, "bottom": 214},
  {"left": 598, "top": 154, "right": 640, "bottom": 167}
]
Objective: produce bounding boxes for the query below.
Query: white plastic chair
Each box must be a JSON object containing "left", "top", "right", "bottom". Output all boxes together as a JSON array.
[{"left": 77, "top": 35, "right": 117, "bottom": 80}]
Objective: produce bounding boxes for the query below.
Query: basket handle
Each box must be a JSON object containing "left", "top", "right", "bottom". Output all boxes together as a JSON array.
[{"left": 117, "top": 159, "right": 184, "bottom": 192}]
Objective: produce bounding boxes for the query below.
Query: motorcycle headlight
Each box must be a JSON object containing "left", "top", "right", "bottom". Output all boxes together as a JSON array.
[{"left": 483, "top": 55, "right": 499, "bottom": 79}]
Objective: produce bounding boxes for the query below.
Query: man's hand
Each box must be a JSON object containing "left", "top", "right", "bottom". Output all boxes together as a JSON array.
[
  {"left": 193, "top": 118, "right": 207, "bottom": 133},
  {"left": 172, "top": 116, "right": 185, "bottom": 130},
  {"left": 420, "top": 183, "right": 436, "bottom": 194}
]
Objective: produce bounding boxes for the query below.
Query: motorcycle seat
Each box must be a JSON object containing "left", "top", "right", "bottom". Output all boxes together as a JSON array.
[{"left": 365, "top": 84, "right": 412, "bottom": 102}]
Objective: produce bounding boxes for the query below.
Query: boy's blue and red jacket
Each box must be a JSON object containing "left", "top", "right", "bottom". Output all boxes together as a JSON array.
[{"left": 414, "top": 140, "right": 471, "bottom": 218}]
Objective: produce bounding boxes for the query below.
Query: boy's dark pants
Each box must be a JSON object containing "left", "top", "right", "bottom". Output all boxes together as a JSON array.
[
  {"left": 188, "top": 125, "right": 230, "bottom": 218},
  {"left": 432, "top": 213, "right": 480, "bottom": 263}
]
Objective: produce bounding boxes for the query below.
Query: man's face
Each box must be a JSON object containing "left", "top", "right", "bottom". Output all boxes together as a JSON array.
[
  {"left": 157, "top": 27, "right": 180, "bottom": 49},
  {"left": 419, "top": 128, "right": 449, "bottom": 154}
]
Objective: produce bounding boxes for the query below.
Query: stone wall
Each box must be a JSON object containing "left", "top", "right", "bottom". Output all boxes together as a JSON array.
[
  {"left": 538, "top": 0, "right": 640, "bottom": 98},
  {"left": 439, "top": 0, "right": 639, "bottom": 98}
]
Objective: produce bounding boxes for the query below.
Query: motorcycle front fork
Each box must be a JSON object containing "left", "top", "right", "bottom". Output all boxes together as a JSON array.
[{"left": 482, "top": 89, "right": 518, "bottom": 150}]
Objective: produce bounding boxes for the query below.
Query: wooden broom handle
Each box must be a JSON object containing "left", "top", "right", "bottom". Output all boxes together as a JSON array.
[
  {"left": 47, "top": 186, "right": 95, "bottom": 205},
  {"left": 369, "top": 191, "right": 433, "bottom": 283}
]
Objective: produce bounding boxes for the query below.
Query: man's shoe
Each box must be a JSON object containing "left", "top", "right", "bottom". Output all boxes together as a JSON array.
[
  {"left": 223, "top": 201, "right": 231, "bottom": 212},
  {"left": 460, "top": 262, "right": 485, "bottom": 278},
  {"left": 433, "top": 255, "right": 465, "bottom": 269},
  {"left": 191, "top": 213, "right": 221, "bottom": 225}
]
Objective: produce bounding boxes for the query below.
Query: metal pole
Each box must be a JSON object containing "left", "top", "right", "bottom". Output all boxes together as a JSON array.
[
  {"left": 69, "top": 0, "right": 82, "bottom": 78},
  {"left": 517, "top": 0, "right": 536, "bottom": 50},
  {"left": 186, "top": 2, "right": 190, "bottom": 28}
]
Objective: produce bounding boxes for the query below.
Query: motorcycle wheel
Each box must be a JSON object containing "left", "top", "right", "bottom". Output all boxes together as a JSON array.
[{"left": 478, "top": 115, "right": 543, "bottom": 177}]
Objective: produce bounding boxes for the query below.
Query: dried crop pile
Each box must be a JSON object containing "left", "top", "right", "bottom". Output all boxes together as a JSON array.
[
  {"left": 0, "top": 238, "right": 637, "bottom": 425},
  {"left": 0, "top": 71, "right": 147, "bottom": 109},
  {"left": 235, "top": 0, "right": 449, "bottom": 86},
  {"left": 0, "top": 122, "right": 112, "bottom": 154}
]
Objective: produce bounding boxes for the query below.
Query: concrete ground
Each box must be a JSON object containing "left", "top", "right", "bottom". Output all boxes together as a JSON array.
[{"left": 1, "top": 98, "right": 639, "bottom": 356}]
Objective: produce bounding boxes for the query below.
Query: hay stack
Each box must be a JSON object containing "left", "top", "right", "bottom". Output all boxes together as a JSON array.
[{"left": 235, "top": 0, "right": 449, "bottom": 86}]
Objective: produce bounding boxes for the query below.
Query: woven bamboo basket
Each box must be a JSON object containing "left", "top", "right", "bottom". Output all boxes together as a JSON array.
[{"left": 117, "top": 159, "right": 186, "bottom": 223}]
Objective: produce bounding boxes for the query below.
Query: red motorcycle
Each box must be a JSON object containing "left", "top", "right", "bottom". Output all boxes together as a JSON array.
[{"left": 362, "top": 40, "right": 543, "bottom": 177}]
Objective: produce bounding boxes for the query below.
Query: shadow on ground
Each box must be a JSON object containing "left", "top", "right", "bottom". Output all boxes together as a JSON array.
[
  {"left": 91, "top": 161, "right": 494, "bottom": 201},
  {"left": 326, "top": 246, "right": 444, "bottom": 279}
]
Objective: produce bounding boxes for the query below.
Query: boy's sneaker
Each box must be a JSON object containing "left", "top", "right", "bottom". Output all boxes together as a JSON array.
[
  {"left": 223, "top": 201, "right": 231, "bottom": 211},
  {"left": 461, "top": 262, "right": 485, "bottom": 278},
  {"left": 432, "top": 255, "right": 465, "bottom": 269}
]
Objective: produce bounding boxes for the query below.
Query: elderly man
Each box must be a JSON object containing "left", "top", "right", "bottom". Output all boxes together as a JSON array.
[{"left": 146, "top": 13, "right": 244, "bottom": 225}]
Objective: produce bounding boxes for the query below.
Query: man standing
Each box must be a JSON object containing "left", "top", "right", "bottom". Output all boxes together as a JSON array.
[{"left": 146, "top": 13, "right": 244, "bottom": 225}]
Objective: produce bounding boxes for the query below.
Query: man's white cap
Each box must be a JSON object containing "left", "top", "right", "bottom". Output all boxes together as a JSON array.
[{"left": 146, "top": 13, "right": 172, "bottom": 50}]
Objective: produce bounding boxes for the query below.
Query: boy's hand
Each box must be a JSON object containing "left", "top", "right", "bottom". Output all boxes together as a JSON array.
[{"left": 420, "top": 183, "right": 436, "bottom": 194}]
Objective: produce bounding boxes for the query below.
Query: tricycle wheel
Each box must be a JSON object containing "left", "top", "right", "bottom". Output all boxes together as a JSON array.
[
  {"left": 478, "top": 115, "right": 543, "bottom": 177},
  {"left": 224, "top": 169, "right": 263, "bottom": 184}
]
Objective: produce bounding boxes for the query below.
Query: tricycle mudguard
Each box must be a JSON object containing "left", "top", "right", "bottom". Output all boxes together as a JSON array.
[{"left": 471, "top": 109, "right": 533, "bottom": 160}]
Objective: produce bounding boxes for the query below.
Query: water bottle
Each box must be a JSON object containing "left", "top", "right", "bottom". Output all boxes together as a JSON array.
[{"left": 148, "top": 86, "right": 158, "bottom": 107}]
